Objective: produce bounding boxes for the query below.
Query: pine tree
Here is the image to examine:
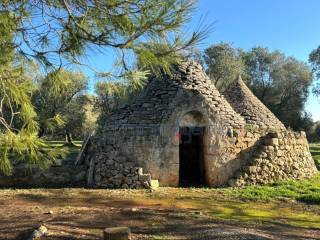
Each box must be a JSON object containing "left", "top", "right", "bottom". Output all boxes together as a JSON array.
[
  {"left": 0, "top": 0, "right": 207, "bottom": 174},
  {"left": 0, "top": 12, "right": 60, "bottom": 174}
]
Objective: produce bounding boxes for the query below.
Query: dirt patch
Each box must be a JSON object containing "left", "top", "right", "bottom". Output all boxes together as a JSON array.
[{"left": 0, "top": 188, "right": 320, "bottom": 240}]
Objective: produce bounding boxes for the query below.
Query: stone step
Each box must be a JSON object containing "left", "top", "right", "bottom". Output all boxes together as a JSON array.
[{"left": 150, "top": 179, "right": 159, "bottom": 189}]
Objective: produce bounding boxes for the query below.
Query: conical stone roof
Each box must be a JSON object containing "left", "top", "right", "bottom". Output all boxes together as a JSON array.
[
  {"left": 223, "top": 76, "right": 285, "bottom": 130},
  {"left": 104, "top": 61, "right": 246, "bottom": 129}
]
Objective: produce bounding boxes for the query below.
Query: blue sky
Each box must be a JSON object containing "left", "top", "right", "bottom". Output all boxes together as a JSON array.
[
  {"left": 82, "top": 0, "right": 320, "bottom": 121},
  {"left": 190, "top": 0, "right": 320, "bottom": 121}
]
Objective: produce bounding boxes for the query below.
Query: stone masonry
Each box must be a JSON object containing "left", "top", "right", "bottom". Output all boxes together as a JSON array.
[
  {"left": 1, "top": 61, "right": 315, "bottom": 188},
  {"left": 93, "top": 142, "right": 155, "bottom": 189},
  {"left": 223, "top": 76, "right": 286, "bottom": 130},
  {"left": 228, "top": 131, "right": 317, "bottom": 187},
  {"left": 85, "top": 60, "right": 317, "bottom": 189}
]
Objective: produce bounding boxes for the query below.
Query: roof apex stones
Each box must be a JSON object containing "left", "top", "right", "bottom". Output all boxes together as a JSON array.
[
  {"left": 104, "top": 60, "right": 246, "bottom": 130},
  {"left": 223, "top": 75, "right": 286, "bottom": 130}
]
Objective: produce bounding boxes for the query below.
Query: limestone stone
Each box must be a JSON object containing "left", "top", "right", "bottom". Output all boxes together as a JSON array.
[
  {"left": 138, "top": 174, "right": 151, "bottom": 182},
  {"left": 28, "top": 225, "right": 48, "bottom": 240},
  {"left": 103, "top": 227, "right": 130, "bottom": 240},
  {"left": 150, "top": 180, "right": 159, "bottom": 189},
  {"left": 223, "top": 76, "right": 286, "bottom": 130},
  {"left": 77, "top": 60, "right": 318, "bottom": 189}
]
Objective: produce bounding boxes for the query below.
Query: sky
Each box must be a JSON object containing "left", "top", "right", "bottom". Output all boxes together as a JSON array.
[
  {"left": 82, "top": 0, "right": 320, "bottom": 121},
  {"left": 190, "top": 0, "right": 320, "bottom": 121}
]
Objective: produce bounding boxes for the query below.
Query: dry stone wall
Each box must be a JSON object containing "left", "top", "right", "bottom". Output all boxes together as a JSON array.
[
  {"left": 93, "top": 142, "right": 154, "bottom": 189},
  {"left": 170, "top": 61, "right": 246, "bottom": 129},
  {"left": 228, "top": 130, "right": 317, "bottom": 187}
]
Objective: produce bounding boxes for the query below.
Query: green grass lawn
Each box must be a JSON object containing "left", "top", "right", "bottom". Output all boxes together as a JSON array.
[
  {"left": 228, "top": 174, "right": 320, "bottom": 204},
  {"left": 310, "top": 142, "right": 320, "bottom": 170}
]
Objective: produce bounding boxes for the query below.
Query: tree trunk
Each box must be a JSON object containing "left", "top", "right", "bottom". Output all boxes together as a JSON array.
[
  {"left": 38, "top": 127, "right": 45, "bottom": 138},
  {"left": 64, "top": 132, "right": 75, "bottom": 146}
]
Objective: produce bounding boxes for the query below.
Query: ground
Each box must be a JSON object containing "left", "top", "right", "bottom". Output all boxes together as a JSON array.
[
  {"left": 0, "top": 142, "right": 319, "bottom": 240},
  {"left": 1, "top": 176, "right": 320, "bottom": 240}
]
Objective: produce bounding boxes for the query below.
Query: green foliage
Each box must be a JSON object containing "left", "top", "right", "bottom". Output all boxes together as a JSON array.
[
  {"left": 242, "top": 47, "right": 313, "bottom": 131},
  {"left": 0, "top": 12, "right": 62, "bottom": 174},
  {"left": 0, "top": 10, "right": 17, "bottom": 65},
  {"left": 136, "top": 41, "right": 183, "bottom": 76},
  {"left": 0, "top": 68, "right": 61, "bottom": 174},
  {"left": 297, "top": 192, "right": 320, "bottom": 204},
  {"left": 44, "top": 140, "right": 81, "bottom": 165},
  {"left": 1, "top": 0, "right": 207, "bottom": 78},
  {"left": 204, "top": 43, "right": 245, "bottom": 91},
  {"left": 0, "top": 65, "right": 64, "bottom": 174},
  {"left": 0, "top": 130, "right": 61, "bottom": 174},
  {"left": 309, "top": 46, "right": 320, "bottom": 97},
  {"left": 309, "top": 122, "right": 320, "bottom": 142},
  {"left": 0, "top": 0, "right": 206, "bottom": 173},
  {"left": 310, "top": 143, "right": 320, "bottom": 170},
  {"left": 309, "top": 46, "right": 320, "bottom": 80},
  {"left": 32, "top": 69, "right": 87, "bottom": 136},
  {"left": 204, "top": 43, "right": 314, "bottom": 132},
  {"left": 58, "top": 94, "right": 98, "bottom": 140}
]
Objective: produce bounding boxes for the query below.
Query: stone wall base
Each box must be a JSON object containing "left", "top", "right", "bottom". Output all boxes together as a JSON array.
[
  {"left": 93, "top": 143, "right": 157, "bottom": 189},
  {"left": 0, "top": 165, "right": 86, "bottom": 188},
  {"left": 228, "top": 130, "right": 318, "bottom": 187}
]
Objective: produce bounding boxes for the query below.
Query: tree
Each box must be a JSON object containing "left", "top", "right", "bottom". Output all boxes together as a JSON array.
[
  {"left": 309, "top": 121, "right": 320, "bottom": 142},
  {"left": 241, "top": 47, "right": 284, "bottom": 102},
  {"left": 204, "top": 44, "right": 314, "bottom": 131},
  {"left": 242, "top": 47, "right": 313, "bottom": 130},
  {"left": 0, "top": 12, "right": 59, "bottom": 174},
  {"left": 309, "top": 46, "right": 320, "bottom": 97},
  {"left": 32, "top": 69, "right": 88, "bottom": 141},
  {"left": 203, "top": 43, "right": 245, "bottom": 90},
  {"left": 57, "top": 94, "right": 98, "bottom": 142},
  {"left": 0, "top": 0, "right": 207, "bottom": 174},
  {"left": 1, "top": 0, "right": 207, "bottom": 78}
]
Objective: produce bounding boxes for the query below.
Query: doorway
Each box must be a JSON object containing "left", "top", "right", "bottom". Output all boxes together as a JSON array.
[{"left": 179, "top": 126, "right": 206, "bottom": 187}]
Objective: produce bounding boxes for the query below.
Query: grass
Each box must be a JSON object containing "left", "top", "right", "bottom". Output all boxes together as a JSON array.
[
  {"left": 228, "top": 142, "right": 320, "bottom": 204},
  {"left": 228, "top": 174, "right": 320, "bottom": 204},
  {"left": 148, "top": 188, "right": 320, "bottom": 228},
  {"left": 310, "top": 142, "right": 320, "bottom": 170}
]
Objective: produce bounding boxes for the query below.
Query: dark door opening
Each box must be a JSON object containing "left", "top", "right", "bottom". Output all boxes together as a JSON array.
[{"left": 179, "top": 126, "right": 206, "bottom": 187}]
